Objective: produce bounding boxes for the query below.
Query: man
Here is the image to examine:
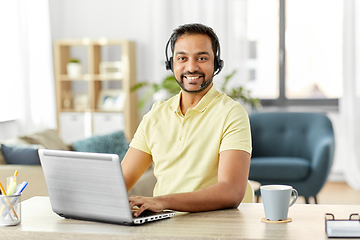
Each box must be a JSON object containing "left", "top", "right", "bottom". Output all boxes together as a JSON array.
[{"left": 122, "top": 23, "right": 251, "bottom": 217}]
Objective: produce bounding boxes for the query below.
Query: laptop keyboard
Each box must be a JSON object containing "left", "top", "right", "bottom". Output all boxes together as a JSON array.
[
  {"left": 132, "top": 210, "right": 160, "bottom": 218},
  {"left": 131, "top": 209, "right": 176, "bottom": 224}
]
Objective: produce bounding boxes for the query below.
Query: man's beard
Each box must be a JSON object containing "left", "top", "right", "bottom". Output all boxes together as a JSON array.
[{"left": 175, "top": 71, "right": 210, "bottom": 93}]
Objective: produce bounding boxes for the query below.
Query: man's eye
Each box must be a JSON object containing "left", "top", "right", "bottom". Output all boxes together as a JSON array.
[
  {"left": 198, "top": 57, "right": 207, "bottom": 61},
  {"left": 177, "top": 57, "right": 186, "bottom": 61}
]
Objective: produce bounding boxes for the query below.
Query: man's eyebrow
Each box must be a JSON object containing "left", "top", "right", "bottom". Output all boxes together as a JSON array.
[
  {"left": 175, "top": 51, "right": 187, "bottom": 56},
  {"left": 197, "top": 51, "right": 210, "bottom": 56},
  {"left": 175, "top": 51, "right": 210, "bottom": 56}
]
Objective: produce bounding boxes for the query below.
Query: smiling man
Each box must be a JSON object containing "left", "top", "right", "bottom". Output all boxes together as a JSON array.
[{"left": 121, "top": 23, "right": 252, "bottom": 217}]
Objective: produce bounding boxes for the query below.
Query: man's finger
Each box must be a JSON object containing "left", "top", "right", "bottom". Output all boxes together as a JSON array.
[
  {"left": 134, "top": 203, "right": 149, "bottom": 217},
  {"left": 129, "top": 196, "right": 147, "bottom": 215}
]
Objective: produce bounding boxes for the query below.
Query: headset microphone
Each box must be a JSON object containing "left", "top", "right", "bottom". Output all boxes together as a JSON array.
[
  {"left": 199, "top": 79, "right": 211, "bottom": 89},
  {"left": 199, "top": 65, "right": 222, "bottom": 89}
]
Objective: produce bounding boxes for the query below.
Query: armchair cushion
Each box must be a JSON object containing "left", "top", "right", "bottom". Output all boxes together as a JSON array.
[
  {"left": 0, "top": 144, "right": 41, "bottom": 165},
  {"left": 19, "top": 129, "right": 70, "bottom": 151},
  {"left": 72, "top": 131, "right": 129, "bottom": 161},
  {"left": 250, "top": 157, "right": 311, "bottom": 181}
]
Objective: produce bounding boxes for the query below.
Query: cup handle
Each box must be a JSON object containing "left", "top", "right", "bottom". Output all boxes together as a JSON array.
[{"left": 289, "top": 189, "right": 298, "bottom": 207}]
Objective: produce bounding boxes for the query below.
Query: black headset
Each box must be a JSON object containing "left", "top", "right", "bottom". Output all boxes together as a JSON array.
[{"left": 164, "top": 35, "right": 224, "bottom": 75}]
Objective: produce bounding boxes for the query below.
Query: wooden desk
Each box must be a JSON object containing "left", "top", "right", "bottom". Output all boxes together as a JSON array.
[{"left": 1, "top": 197, "right": 359, "bottom": 239}]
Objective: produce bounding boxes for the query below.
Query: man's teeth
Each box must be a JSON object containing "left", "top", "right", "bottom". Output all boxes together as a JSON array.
[{"left": 186, "top": 76, "right": 200, "bottom": 80}]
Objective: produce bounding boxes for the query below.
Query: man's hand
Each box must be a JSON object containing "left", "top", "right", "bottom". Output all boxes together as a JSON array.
[{"left": 129, "top": 195, "right": 166, "bottom": 217}]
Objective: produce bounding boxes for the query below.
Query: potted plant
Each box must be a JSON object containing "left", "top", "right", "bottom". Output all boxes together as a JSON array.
[
  {"left": 220, "top": 70, "right": 261, "bottom": 110},
  {"left": 131, "top": 75, "right": 180, "bottom": 110},
  {"left": 66, "top": 58, "right": 82, "bottom": 78},
  {"left": 131, "top": 70, "right": 261, "bottom": 110}
]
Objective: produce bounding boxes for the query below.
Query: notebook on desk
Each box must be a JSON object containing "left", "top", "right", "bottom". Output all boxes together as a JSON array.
[{"left": 38, "top": 149, "right": 175, "bottom": 225}]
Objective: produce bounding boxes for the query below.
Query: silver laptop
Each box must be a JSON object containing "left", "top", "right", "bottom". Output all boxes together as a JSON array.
[{"left": 38, "top": 149, "right": 175, "bottom": 225}]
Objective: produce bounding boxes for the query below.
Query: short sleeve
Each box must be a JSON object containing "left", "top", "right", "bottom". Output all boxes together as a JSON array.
[
  {"left": 129, "top": 111, "right": 152, "bottom": 155},
  {"left": 219, "top": 104, "right": 252, "bottom": 154}
]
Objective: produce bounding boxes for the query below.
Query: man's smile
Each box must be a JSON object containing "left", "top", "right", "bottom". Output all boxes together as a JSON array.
[
  {"left": 185, "top": 76, "right": 201, "bottom": 80},
  {"left": 181, "top": 72, "right": 206, "bottom": 85},
  {"left": 184, "top": 75, "right": 203, "bottom": 85}
]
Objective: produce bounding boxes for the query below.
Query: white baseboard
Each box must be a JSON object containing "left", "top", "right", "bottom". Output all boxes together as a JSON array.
[{"left": 328, "top": 171, "right": 345, "bottom": 182}]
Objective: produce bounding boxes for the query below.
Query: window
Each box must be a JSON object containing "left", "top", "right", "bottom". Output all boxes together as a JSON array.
[
  {"left": 243, "top": 0, "right": 279, "bottom": 99},
  {"left": 0, "top": 1, "right": 21, "bottom": 122},
  {"left": 243, "top": 0, "right": 342, "bottom": 107}
]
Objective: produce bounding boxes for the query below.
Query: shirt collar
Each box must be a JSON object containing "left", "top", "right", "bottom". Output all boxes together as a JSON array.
[{"left": 169, "top": 85, "right": 219, "bottom": 114}]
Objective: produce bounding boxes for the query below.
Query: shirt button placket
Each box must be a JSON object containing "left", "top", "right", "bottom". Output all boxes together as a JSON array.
[{"left": 178, "top": 118, "right": 188, "bottom": 150}]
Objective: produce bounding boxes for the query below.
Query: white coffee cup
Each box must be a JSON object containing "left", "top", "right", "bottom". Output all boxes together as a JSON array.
[{"left": 260, "top": 185, "right": 298, "bottom": 221}]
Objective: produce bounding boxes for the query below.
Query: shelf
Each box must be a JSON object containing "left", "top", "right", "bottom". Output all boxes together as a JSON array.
[
  {"left": 94, "top": 109, "right": 124, "bottom": 113},
  {"left": 54, "top": 38, "right": 133, "bottom": 47},
  {"left": 93, "top": 74, "right": 123, "bottom": 81},
  {"left": 54, "top": 39, "right": 138, "bottom": 142},
  {"left": 58, "top": 74, "right": 93, "bottom": 81},
  {"left": 59, "top": 109, "right": 93, "bottom": 113},
  {"left": 59, "top": 109, "right": 124, "bottom": 113},
  {"left": 58, "top": 74, "right": 123, "bottom": 81}
]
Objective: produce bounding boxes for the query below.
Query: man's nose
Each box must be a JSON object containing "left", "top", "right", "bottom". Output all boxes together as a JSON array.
[{"left": 186, "top": 58, "right": 199, "bottom": 72}]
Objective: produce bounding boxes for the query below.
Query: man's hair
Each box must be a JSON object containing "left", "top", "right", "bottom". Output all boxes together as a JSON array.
[{"left": 169, "top": 23, "right": 220, "bottom": 57}]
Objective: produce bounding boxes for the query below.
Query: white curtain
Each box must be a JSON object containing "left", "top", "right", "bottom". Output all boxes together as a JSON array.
[
  {"left": 0, "top": 0, "right": 56, "bottom": 135},
  {"left": 341, "top": 0, "right": 360, "bottom": 190}
]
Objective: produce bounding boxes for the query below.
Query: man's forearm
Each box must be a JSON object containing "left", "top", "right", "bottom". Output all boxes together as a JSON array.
[{"left": 156, "top": 181, "right": 244, "bottom": 212}]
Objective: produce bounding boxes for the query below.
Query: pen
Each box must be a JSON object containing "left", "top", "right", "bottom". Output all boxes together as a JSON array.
[
  {"left": 0, "top": 182, "right": 18, "bottom": 219},
  {"left": 15, "top": 181, "right": 28, "bottom": 195},
  {"left": 14, "top": 170, "right": 18, "bottom": 177}
]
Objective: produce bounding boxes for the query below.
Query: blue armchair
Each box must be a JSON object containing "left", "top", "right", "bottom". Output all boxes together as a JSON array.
[{"left": 248, "top": 112, "right": 335, "bottom": 203}]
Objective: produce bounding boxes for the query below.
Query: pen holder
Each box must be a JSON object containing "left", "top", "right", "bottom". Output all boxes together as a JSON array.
[{"left": 0, "top": 194, "right": 21, "bottom": 226}]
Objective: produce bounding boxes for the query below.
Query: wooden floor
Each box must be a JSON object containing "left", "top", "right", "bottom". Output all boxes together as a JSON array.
[
  {"left": 311, "top": 181, "right": 360, "bottom": 205},
  {"left": 257, "top": 181, "right": 360, "bottom": 205}
]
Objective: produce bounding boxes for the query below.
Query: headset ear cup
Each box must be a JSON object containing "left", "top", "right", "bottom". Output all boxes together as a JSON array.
[
  {"left": 169, "top": 57, "right": 173, "bottom": 71},
  {"left": 214, "top": 58, "right": 219, "bottom": 73},
  {"left": 214, "top": 57, "right": 224, "bottom": 74},
  {"left": 165, "top": 60, "right": 171, "bottom": 70},
  {"left": 165, "top": 57, "right": 173, "bottom": 71},
  {"left": 218, "top": 59, "right": 224, "bottom": 73}
]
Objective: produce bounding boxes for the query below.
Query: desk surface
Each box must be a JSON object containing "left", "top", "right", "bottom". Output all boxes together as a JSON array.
[{"left": 1, "top": 197, "right": 359, "bottom": 240}]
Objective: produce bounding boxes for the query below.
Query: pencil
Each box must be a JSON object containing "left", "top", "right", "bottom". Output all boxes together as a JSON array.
[
  {"left": 14, "top": 170, "right": 18, "bottom": 177},
  {"left": 0, "top": 182, "right": 6, "bottom": 195},
  {"left": 0, "top": 182, "right": 18, "bottom": 219}
]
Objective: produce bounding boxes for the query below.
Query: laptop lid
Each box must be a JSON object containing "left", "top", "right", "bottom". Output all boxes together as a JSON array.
[{"left": 38, "top": 149, "right": 143, "bottom": 225}]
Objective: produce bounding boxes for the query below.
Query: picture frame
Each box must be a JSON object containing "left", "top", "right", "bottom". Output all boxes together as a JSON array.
[
  {"left": 97, "top": 89, "right": 126, "bottom": 111},
  {"left": 99, "top": 61, "right": 123, "bottom": 79}
]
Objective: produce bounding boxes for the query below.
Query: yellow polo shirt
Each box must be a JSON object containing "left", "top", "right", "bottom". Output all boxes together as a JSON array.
[{"left": 130, "top": 85, "right": 252, "bottom": 196}]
